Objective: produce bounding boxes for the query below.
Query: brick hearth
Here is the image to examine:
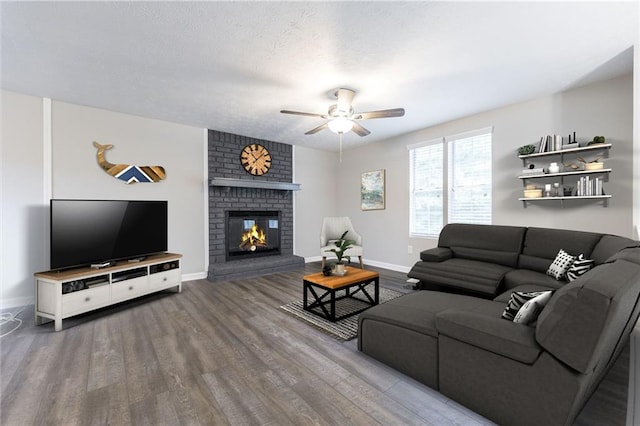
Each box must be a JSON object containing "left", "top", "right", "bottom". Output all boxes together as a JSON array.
[{"left": 207, "top": 130, "right": 304, "bottom": 281}]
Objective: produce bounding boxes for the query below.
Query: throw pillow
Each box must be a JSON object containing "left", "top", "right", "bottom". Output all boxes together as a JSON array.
[
  {"left": 566, "top": 254, "right": 595, "bottom": 281},
  {"left": 513, "top": 291, "right": 554, "bottom": 325},
  {"left": 502, "top": 290, "right": 550, "bottom": 321},
  {"left": 546, "top": 249, "right": 576, "bottom": 280}
]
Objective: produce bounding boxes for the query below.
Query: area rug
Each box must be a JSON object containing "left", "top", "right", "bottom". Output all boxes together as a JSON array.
[{"left": 280, "top": 287, "right": 404, "bottom": 341}]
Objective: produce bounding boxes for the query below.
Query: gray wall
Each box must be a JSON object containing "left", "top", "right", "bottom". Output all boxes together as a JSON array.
[{"left": 333, "top": 74, "right": 634, "bottom": 271}]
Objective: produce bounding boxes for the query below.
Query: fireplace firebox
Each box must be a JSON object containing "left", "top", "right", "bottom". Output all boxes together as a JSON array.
[{"left": 226, "top": 211, "right": 281, "bottom": 261}]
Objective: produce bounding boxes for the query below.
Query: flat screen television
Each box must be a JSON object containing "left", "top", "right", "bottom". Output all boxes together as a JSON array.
[{"left": 50, "top": 199, "right": 168, "bottom": 271}]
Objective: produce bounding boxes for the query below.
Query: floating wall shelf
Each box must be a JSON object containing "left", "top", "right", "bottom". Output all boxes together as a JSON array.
[{"left": 209, "top": 177, "right": 301, "bottom": 191}]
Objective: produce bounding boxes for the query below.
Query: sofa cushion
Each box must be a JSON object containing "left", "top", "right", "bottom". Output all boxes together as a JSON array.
[
  {"left": 518, "top": 227, "right": 602, "bottom": 273},
  {"left": 438, "top": 223, "right": 526, "bottom": 268},
  {"left": 546, "top": 249, "right": 576, "bottom": 280},
  {"left": 436, "top": 306, "right": 542, "bottom": 364},
  {"left": 358, "top": 290, "right": 488, "bottom": 337},
  {"left": 502, "top": 269, "right": 565, "bottom": 291},
  {"left": 604, "top": 246, "right": 640, "bottom": 265},
  {"left": 451, "top": 246, "right": 519, "bottom": 268},
  {"left": 536, "top": 260, "right": 640, "bottom": 373},
  {"left": 408, "top": 258, "right": 512, "bottom": 295},
  {"left": 591, "top": 235, "right": 639, "bottom": 265}
]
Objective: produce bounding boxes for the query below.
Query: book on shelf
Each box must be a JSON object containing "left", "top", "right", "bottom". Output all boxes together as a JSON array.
[
  {"left": 576, "top": 176, "right": 604, "bottom": 196},
  {"left": 537, "top": 134, "right": 566, "bottom": 153},
  {"left": 538, "top": 136, "right": 546, "bottom": 153}
]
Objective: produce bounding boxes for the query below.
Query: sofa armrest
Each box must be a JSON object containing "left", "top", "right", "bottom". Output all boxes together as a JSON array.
[
  {"left": 420, "top": 247, "right": 453, "bottom": 262},
  {"left": 436, "top": 309, "right": 542, "bottom": 364}
]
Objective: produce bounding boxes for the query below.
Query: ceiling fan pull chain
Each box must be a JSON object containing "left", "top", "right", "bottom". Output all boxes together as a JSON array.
[{"left": 340, "top": 133, "right": 343, "bottom": 163}]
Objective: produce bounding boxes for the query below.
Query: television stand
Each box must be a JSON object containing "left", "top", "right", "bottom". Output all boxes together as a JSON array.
[{"left": 35, "top": 252, "right": 182, "bottom": 331}]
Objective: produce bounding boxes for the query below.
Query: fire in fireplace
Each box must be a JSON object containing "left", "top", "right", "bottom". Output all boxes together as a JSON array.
[{"left": 226, "top": 211, "right": 281, "bottom": 260}]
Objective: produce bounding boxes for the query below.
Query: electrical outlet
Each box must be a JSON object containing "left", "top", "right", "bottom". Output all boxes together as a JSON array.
[{"left": 408, "top": 245, "right": 413, "bottom": 254}]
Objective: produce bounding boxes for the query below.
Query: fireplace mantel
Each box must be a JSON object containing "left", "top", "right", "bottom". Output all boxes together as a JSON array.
[{"left": 209, "top": 177, "right": 301, "bottom": 191}]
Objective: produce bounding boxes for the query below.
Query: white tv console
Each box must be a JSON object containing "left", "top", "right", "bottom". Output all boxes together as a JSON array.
[{"left": 35, "top": 252, "right": 182, "bottom": 331}]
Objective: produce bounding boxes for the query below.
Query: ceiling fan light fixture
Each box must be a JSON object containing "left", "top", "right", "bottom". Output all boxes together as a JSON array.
[{"left": 328, "top": 117, "right": 354, "bottom": 134}]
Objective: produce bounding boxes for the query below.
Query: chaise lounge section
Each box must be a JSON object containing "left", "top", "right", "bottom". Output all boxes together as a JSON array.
[{"left": 358, "top": 224, "right": 640, "bottom": 426}]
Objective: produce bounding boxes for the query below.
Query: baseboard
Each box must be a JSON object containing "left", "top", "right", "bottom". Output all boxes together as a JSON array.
[
  {"left": 1, "top": 296, "right": 35, "bottom": 310},
  {"left": 182, "top": 271, "right": 208, "bottom": 282},
  {"left": 364, "top": 259, "right": 411, "bottom": 274}
]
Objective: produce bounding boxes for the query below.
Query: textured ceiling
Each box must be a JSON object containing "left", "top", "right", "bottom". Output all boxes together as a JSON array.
[{"left": 1, "top": 1, "right": 638, "bottom": 151}]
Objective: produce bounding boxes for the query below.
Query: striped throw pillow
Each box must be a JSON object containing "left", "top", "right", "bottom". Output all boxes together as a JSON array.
[
  {"left": 566, "top": 254, "right": 595, "bottom": 281},
  {"left": 513, "top": 291, "right": 554, "bottom": 325},
  {"left": 502, "top": 291, "right": 550, "bottom": 321}
]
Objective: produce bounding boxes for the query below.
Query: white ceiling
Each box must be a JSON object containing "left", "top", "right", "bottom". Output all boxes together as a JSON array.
[{"left": 1, "top": 1, "right": 638, "bottom": 152}]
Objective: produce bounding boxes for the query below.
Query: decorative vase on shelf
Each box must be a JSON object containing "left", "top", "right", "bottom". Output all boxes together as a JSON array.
[{"left": 548, "top": 162, "right": 560, "bottom": 174}]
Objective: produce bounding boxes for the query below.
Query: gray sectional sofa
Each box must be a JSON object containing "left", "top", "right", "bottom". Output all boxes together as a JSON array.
[{"left": 358, "top": 224, "right": 640, "bottom": 426}]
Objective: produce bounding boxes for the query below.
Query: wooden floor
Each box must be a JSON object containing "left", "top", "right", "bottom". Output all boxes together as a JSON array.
[{"left": 1, "top": 263, "right": 628, "bottom": 425}]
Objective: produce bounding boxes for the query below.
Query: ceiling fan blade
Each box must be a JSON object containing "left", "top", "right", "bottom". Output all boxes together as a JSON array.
[
  {"left": 351, "top": 122, "right": 371, "bottom": 137},
  {"left": 280, "top": 110, "right": 325, "bottom": 118},
  {"left": 305, "top": 122, "right": 329, "bottom": 135},
  {"left": 335, "top": 88, "right": 355, "bottom": 112},
  {"left": 353, "top": 108, "right": 405, "bottom": 120}
]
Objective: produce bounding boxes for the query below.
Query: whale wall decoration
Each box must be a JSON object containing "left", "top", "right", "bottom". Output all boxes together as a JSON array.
[{"left": 93, "top": 141, "right": 166, "bottom": 184}]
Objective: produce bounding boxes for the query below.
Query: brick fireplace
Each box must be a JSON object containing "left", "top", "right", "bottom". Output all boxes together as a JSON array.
[{"left": 207, "top": 130, "right": 304, "bottom": 281}]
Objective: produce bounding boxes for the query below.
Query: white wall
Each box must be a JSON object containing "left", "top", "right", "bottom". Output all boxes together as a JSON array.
[
  {"left": 1, "top": 91, "right": 46, "bottom": 307},
  {"left": 337, "top": 74, "right": 634, "bottom": 270},
  {"left": 0, "top": 94, "right": 207, "bottom": 307}
]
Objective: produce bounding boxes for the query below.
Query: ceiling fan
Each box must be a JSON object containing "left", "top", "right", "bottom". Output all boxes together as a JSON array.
[{"left": 280, "top": 88, "right": 405, "bottom": 137}]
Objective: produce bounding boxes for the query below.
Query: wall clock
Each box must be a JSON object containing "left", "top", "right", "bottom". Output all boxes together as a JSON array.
[{"left": 240, "top": 144, "right": 272, "bottom": 176}]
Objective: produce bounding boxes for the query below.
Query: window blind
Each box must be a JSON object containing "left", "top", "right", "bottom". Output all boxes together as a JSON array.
[
  {"left": 409, "top": 140, "right": 443, "bottom": 237},
  {"left": 408, "top": 129, "right": 492, "bottom": 238},
  {"left": 448, "top": 132, "right": 492, "bottom": 225}
]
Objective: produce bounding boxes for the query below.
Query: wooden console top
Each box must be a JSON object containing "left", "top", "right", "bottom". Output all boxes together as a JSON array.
[{"left": 34, "top": 252, "right": 182, "bottom": 280}]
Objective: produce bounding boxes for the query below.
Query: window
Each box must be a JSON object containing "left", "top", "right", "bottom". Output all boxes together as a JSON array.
[{"left": 409, "top": 127, "right": 492, "bottom": 237}]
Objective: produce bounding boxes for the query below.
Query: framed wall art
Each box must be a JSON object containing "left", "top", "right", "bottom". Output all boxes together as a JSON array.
[{"left": 361, "top": 169, "right": 385, "bottom": 210}]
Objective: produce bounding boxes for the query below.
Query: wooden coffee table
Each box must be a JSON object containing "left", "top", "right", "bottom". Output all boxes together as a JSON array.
[{"left": 302, "top": 266, "right": 379, "bottom": 322}]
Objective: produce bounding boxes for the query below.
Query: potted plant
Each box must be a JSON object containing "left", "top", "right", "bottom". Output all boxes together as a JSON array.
[{"left": 325, "top": 230, "right": 356, "bottom": 275}]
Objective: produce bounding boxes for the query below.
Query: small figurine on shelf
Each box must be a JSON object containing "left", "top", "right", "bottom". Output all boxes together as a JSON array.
[{"left": 544, "top": 184, "right": 552, "bottom": 198}]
